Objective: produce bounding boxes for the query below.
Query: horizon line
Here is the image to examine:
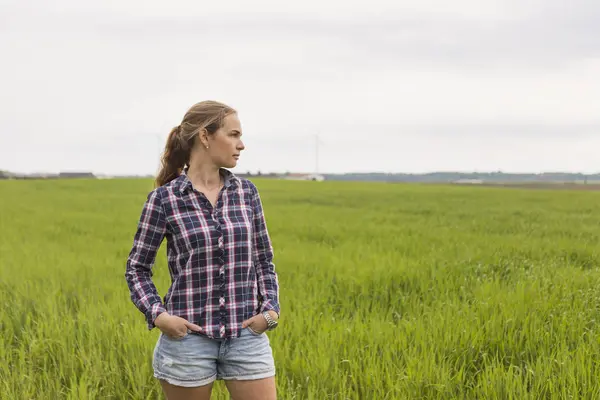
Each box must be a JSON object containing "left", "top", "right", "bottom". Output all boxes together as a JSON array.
[{"left": 2, "top": 169, "right": 600, "bottom": 177}]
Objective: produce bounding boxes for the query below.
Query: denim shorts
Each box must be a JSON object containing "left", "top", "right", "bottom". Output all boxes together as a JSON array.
[{"left": 152, "top": 327, "right": 276, "bottom": 387}]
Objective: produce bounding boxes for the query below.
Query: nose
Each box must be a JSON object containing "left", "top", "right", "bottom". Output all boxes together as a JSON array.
[{"left": 237, "top": 140, "right": 245, "bottom": 151}]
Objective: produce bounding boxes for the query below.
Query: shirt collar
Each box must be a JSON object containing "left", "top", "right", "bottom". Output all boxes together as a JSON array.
[{"left": 177, "top": 167, "right": 238, "bottom": 194}]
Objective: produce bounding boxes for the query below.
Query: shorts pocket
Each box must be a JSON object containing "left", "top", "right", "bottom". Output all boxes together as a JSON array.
[
  {"left": 162, "top": 332, "right": 189, "bottom": 342},
  {"left": 246, "top": 326, "right": 263, "bottom": 336}
]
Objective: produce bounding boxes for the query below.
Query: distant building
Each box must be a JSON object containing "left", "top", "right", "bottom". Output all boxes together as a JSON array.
[
  {"left": 453, "top": 178, "right": 483, "bottom": 184},
  {"left": 283, "top": 173, "right": 325, "bottom": 181},
  {"left": 59, "top": 172, "right": 96, "bottom": 179}
]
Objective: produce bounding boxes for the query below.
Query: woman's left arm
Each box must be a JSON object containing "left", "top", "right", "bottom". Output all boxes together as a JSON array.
[{"left": 251, "top": 183, "right": 280, "bottom": 318}]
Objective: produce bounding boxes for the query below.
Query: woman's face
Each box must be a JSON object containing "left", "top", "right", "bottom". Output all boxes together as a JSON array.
[{"left": 203, "top": 113, "right": 245, "bottom": 169}]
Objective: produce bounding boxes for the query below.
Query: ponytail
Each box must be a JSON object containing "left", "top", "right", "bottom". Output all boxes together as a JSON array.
[{"left": 155, "top": 125, "right": 191, "bottom": 187}]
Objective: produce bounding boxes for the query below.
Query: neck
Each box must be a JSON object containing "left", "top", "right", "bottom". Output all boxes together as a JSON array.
[{"left": 187, "top": 161, "right": 222, "bottom": 189}]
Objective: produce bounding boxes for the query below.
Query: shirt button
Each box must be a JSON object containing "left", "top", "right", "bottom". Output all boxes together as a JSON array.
[{"left": 219, "top": 297, "right": 225, "bottom": 307}]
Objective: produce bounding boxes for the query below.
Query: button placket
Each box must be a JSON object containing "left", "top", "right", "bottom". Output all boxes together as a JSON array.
[{"left": 214, "top": 207, "right": 227, "bottom": 338}]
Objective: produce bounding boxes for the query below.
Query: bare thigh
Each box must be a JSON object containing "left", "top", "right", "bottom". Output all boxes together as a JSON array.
[
  {"left": 225, "top": 376, "right": 277, "bottom": 400},
  {"left": 159, "top": 379, "right": 213, "bottom": 400}
]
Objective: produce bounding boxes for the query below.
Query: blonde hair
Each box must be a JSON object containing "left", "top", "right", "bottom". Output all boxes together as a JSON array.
[{"left": 155, "top": 100, "right": 236, "bottom": 187}]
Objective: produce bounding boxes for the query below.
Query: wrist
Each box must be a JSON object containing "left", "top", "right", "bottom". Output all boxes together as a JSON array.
[
  {"left": 153, "top": 311, "right": 169, "bottom": 328},
  {"left": 262, "top": 310, "right": 279, "bottom": 330}
]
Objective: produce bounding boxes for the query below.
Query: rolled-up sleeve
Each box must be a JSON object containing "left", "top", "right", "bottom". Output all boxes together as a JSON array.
[
  {"left": 125, "top": 188, "right": 168, "bottom": 329},
  {"left": 251, "top": 183, "right": 280, "bottom": 316}
]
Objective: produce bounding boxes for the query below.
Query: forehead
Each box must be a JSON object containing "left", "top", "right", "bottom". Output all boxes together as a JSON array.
[{"left": 221, "top": 113, "right": 241, "bottom": 131}]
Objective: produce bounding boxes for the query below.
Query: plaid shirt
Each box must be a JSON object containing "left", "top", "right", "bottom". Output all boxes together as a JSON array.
[{"left": 125, "top": 168, "right": 280, "bottom": 339}]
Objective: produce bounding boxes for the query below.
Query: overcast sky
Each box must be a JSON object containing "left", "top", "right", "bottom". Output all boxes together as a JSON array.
[{"left": 1, "top": 0, "right": 599, "bottom": 175}]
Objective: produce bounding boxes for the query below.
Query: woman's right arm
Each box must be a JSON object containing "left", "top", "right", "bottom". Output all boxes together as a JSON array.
[{"left": 124, "top": 188, "right": 168, "bottom": 330}]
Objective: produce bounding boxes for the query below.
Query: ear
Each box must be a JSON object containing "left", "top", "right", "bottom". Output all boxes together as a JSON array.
[{"left": 198, "top": 128, "right": 209, "bottom": 148}]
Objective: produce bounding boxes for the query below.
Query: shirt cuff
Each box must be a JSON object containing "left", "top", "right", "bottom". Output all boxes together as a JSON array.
[
  {"left": 260, "top": 301, "right": 280, "bottom": 318},
  {"left": 148, "top": 302, "right": 167, "bottom": 330}
]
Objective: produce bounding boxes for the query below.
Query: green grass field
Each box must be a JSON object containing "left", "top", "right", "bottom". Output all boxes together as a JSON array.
[{"left": 1, "top": 178, "right": 600, "bottom": 399}]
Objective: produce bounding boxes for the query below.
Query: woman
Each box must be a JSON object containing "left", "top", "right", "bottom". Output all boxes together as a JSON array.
[{"left": 125, "top": 100, "right": 280, "bottom": 400}]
